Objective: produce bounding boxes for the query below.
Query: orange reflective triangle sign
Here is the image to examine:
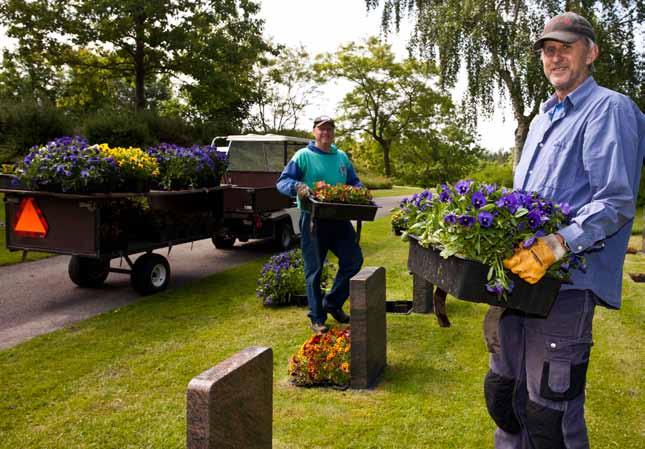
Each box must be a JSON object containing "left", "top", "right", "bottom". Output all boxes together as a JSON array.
[{"left": 14, "top": 197, "right": 48, "bottom": 238}]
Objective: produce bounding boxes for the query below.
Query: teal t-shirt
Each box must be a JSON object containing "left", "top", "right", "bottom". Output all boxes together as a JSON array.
[{"left": 292, "top": 144, "right": 353, "bottom": 188}]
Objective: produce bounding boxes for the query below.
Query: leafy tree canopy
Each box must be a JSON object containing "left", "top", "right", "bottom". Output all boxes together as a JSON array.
[{"left": 366, "top": 0, "right": 644, "bottom": 164}]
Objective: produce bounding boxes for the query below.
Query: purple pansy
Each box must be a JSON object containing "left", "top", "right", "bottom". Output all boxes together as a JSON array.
[
  {"left": 471, "top": 191, "right": 487, "bottom": 209},
  {"left": 478, "top": 211, "right": 494, "bottom": 228},
  {"left": 458, "top": 214, "right": 475, "bottom": 227}
]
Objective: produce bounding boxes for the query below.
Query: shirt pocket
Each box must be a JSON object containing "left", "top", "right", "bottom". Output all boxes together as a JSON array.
[{"left": 540, "top": 139, "right": 578, "bottom": 191}]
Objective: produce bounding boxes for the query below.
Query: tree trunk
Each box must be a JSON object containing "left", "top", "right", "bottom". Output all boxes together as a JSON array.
[
  {"left": 512, "top": 115, "right": 531, "bottom": 170},
  {"left": 134, "top": 13, "right": 146, "bottom": 111},
  {"left": 382, "top": 142, "right": 391, "bottom": 178}
]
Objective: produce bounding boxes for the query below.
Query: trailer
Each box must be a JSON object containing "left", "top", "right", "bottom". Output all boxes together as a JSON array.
[
  {"left": 213, "top": 134, "right": 310, "bottom": 250},
  {"left": 1, "top": 187, "right": 223, "bottom": 295}
]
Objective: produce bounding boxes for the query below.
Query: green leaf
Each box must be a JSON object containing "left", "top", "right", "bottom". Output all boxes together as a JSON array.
[{"left": 514, "top": 208, "right": 529, "bottom": 218}]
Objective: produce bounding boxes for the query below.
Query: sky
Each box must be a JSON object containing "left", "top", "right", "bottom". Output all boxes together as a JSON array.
[
  {"left": 257, "top": 0, "right": 516, "bottom": 153},
  {"left": 0, "top": 1, "right": 516, "bottom": 152}
]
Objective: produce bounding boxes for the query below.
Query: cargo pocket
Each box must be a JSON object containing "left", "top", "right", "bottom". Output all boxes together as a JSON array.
[{"left": 539, "top": 337, "right": 591, "bottom": 401}]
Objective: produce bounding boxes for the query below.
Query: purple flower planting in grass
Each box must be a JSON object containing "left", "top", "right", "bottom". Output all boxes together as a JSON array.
[
  {"left": 439, "top": 185, "right": 452, "bottom": 203},
  {"left": 478, "top": 211, "right": 494, "bottom": 228}
]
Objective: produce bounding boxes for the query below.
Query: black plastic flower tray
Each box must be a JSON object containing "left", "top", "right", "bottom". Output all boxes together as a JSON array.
[
  {"left": 0, "top": 174, "right": 26, "bottom": 190},
  {"left": 302, "top": 197, "right": 378, "bottom": 221},
  {"left": 407, "top": 237, "right": 562, "bottom": 317}
]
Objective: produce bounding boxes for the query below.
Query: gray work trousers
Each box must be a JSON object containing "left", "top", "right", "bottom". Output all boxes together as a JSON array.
[{"left": 483, "top": 290, "right": 596, "bottom": 449}]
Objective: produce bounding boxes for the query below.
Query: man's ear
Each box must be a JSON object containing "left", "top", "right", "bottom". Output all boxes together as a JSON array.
[{"left": 586, "top": 44, "right": 599, "bottom": 65}]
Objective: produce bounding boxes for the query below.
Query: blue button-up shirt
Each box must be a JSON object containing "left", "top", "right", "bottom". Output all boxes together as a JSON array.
[{"left": 515, "top": 77, "right": 645, "bottom": 308}]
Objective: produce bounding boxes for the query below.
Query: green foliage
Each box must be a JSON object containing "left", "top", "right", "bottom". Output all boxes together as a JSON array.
[
  {"left": 83, "top": 111, "right": 153, "bottom": 148},
  {"left": 0, "top": 100, "right": 73, "bottom": 162},
  {"left": 315, "top": 37, "right": 455, "bottom": 177},
  {"left": 395, "top": 123, "right": 484, "bottom": 187},
  {"left": 467, "top": 160, "right": 515, "bottom": 188},
  {"left": 367, "top": 0, "right": 644, "bottom": 160},
  {"left": 0, "top": 0, "right": 269, "bottom": 122},
  {"left": 245, "top": 45, "right": 319, "bottom": 133}
]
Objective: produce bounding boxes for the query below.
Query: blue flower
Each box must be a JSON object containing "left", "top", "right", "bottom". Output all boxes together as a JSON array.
[
  {"left": 526, "top": 209, "right": 543, "bottom": 230},
  {"left": 455, "top": 180, "right": 473, "bottom": 195},
  {"left": 458, "top": 214, "right": 475, "bottom": 227},
  {"left": 496, "top": 193, "right": 519, "bottom": 214},
  {"left": 444, "top": 213, "right": 457, "bottom": 224},
  {"left": 471, "top": 191, "right": 487, "bottom": 209},
  {"left": 478, "top": 211, "right": 494, "bottom": 228}
]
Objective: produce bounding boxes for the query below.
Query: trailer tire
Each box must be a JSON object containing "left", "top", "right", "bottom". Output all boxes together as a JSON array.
[
  {"left": 212, "top": 236, "right": 236, "bottom": 249},
  {"left": 276, "top": 221, "right": 294, "bottom": 250},
  {"left": 131, "top": 253, "right": 170, "bottom": 296},
  {"left": 68, "top": 256, "right": 110, "bottom": 288}
]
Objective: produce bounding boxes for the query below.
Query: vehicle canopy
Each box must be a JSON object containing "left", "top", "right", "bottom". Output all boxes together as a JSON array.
[{"left": 214, "top": 134, "right": 310, "bottom": 173}]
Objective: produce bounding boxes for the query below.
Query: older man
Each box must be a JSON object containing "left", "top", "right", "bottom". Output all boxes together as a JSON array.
[
  {"left": 276, "top": 116, "right": 364, "bottom": 334},
  {"left": 483, "top": 11, "right": 645, "bottom": 449}
]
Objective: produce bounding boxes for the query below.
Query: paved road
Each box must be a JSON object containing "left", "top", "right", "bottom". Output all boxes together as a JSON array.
[{"left": 0, "top": 195, "right": 405, "bottom": 350}]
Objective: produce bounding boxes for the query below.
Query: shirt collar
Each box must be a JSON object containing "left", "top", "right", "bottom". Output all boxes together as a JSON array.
[{"left": 541, "top": 76, "right": 597, "bottom": 113}]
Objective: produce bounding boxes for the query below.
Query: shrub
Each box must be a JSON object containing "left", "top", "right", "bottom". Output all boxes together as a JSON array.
[
  {"left": 288, "top": 326, "right": 351, "bottom": 387},
  {"left": 466, "top": 160, "right": 514, "bottom": 188},
  {"left": 84, "top": 110, "right": 153, "bottom": 148},
  {"left": 0, "top": 100, "right": 73, "bottom": 161}
]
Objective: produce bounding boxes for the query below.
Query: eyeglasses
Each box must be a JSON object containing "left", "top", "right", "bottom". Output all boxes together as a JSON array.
[{"left": 541, "top": 44, "right": 574, "bottom": 58}]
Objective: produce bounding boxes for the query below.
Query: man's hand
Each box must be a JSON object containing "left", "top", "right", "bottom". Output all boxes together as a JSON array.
[
  {"left": 296, "top": 182, "right": 312, "bottom": 200},
  {"left": 503, "top": 234, "right": 567, "bottom": 284}
]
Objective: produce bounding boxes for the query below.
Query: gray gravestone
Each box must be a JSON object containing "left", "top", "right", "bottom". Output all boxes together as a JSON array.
[
  {"left": 412, "top": 273, "right": 434, "bottom": 314},
  {"left": 187, "top": 346, "right": 272, "bottom": 449},
  {"left": 350, "top": 266, "right": 387, "bottom": 389}
]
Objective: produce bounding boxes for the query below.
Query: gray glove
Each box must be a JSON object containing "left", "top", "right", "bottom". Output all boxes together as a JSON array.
[{"left": 296, "top": 182, "right": 312, "bottom": 200}]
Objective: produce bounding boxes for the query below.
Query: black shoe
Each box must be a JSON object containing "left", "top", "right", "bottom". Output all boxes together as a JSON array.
[
  {"left": 325, "top": 307, "right": 350, "bottom": 324},
  {"left": 310, "top": 322, "right": 329, "bottom": 334}
]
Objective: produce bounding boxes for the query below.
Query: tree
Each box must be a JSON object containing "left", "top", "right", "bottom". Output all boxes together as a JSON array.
[
  {"left": 246, "top": 45, "right": 319, "bottom": 133},
  {"left": 0, "top": 0, "right": 269, "bottom": 123},
  {"left": 315, "top": 37, "right": 453, "bottom": 177},
  {"left": 366, "top": 0, "right": 644, "bottom": 166}
]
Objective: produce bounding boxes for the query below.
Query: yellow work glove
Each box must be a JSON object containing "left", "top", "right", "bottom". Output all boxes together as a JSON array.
[{"left": 503, "top": 234, "right": 567, "bottom": 284}]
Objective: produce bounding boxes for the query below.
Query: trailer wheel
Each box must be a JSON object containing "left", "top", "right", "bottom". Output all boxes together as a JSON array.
[
  {"left": 212, "top": 235, "right": 236, "bottom": 249},
  {"left": 276, "top": 221, "right": 294, "bottom": 250},
  {"left": 68, "top": 256, "right": 110, "bottom": 288},
  {"left": 131, "top": 253, "right": 170, "bottom": 295}
]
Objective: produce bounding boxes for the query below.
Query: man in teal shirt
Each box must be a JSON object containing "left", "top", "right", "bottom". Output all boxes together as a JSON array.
[{"left": 277, "top": 116, "right": 364, "bottom": 333}]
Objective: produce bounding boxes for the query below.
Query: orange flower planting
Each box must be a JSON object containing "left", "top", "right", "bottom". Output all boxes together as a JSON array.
[
  {"left": 312, "top": 182, "right": 373, "bottom": 205},
  {"left": 288, "top": 326, "right": 351, "bottom": 387}
]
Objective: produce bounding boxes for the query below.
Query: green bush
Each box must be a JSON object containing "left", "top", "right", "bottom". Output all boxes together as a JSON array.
[
  {"left": 466, "top": 160, "right": 514, "bottom": 188},
  {"left": 83, "top": 110, "right": 153, "bottom": 148},
  {"left": 0, "top": 100, "right": 73, "bottom": 162}
]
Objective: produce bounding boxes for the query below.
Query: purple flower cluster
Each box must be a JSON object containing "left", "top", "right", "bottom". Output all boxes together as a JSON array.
[
  {"left": 396, "top": 179, "right": 580, "bottom": 298},
  {"left": 147, "top": 143, "right": 228, "bottom": 190},
  {"left": 19, "top": 136, "right": 118, "bottom": 192}
]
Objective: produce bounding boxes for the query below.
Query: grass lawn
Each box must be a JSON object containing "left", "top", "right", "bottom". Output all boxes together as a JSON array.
[
  {"left": 0, "top": 215, "right": 643, "bottom": 448},
  {"left": 371, "top": 185, "right": 422, "bottom": 198},
  {"left": 0, "top": 193, "right": 52, "bottom": 266}
]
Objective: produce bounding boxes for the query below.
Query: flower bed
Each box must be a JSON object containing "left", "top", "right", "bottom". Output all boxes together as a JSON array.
[
  {"left": 288, "top": 326, "right": 351, "bottom": 387},
  {"left": 397, "top": 180, "right": 585, "bottom": 298},
  {"left": 256, "top": 249, "right": 335, "bottom": 307}
]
